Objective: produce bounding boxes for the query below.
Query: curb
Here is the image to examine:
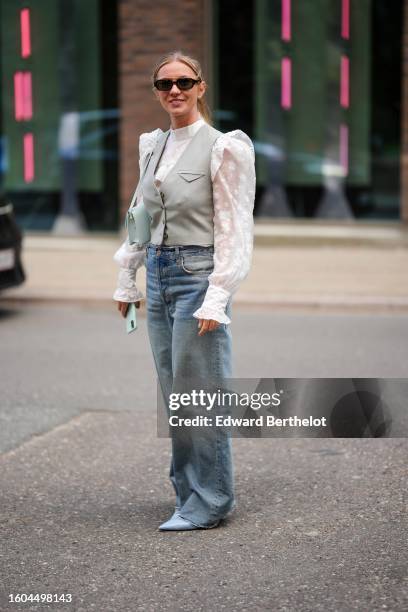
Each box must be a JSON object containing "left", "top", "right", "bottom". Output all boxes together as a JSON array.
[
  {"left": 21, "top": 222, "right": 408, "bottom": 250},
  {"left": 2, "top": 293, "right": 408, "bottom": 313},
  {"left": 253, "top": 221, "right": 408, "bottom": 249}
]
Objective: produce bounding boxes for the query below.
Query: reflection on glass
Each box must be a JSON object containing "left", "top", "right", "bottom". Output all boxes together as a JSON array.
[
  {"left": 215, "top": 0, "right": 402, "bottom": 220},
  {"left": 0, "top": 0, "right": 118, "bottom": 232}
]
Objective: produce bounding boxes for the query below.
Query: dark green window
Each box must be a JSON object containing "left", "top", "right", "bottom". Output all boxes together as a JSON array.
[{"left": 213, "top": 0, "right": 402, "bottom": 220}]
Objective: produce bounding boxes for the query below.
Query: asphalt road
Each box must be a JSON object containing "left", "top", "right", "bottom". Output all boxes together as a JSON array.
[{"left": 0, "top": 302, "right": 407, "bottom": 611}]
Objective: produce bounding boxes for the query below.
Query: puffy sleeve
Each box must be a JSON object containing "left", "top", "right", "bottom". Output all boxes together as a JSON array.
[
  {"left": 112, "top": 128, "right": 163, "bottom": 303},
  {"left": 138, "top": 128, "right": 163, "bottom": 176},
  {"left": 192, "top": 129, "right": 256, "bottom": 324}
]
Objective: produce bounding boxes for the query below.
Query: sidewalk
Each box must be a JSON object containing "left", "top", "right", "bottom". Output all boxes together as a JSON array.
[{"left": 2, "top": 221, "right": 408, "bottom": 311}]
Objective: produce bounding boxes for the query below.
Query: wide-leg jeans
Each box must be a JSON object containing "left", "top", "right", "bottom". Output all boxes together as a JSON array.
[{"left": 145, "top": 243, "right": 235, "bottom": 528}]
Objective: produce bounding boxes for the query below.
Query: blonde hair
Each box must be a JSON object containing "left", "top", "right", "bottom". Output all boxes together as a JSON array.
[{"left": 151, "top": 50, "right": 213, "bottom": 125}]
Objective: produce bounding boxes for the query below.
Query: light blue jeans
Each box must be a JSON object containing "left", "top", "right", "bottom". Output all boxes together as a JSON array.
[{"left": 145, "top": 243, "right": 235, "bottom": 528}]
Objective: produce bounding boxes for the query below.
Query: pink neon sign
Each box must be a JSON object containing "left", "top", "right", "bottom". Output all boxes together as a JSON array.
[
  {"left": 20, "top": 8, "right": 31, "bottom": 58},
  {"left": 281, "top": 0, "right": 291, "bottom": 42},
  {"left": 281, "top": 57, "right": 292, "bottom": 109},
  {"left": 340, "top": 56, "right": 349, "bottom": 108},
  {"left": 339, "top": 124, "right": 348, "bottom": 176},
  {"left": 16, "top": 8, "right": 35, "bottom": 183},
  {"left": 341, "top": 0, "right": 350, "bottom": 39},
  {"left": 23, "top": 72, "right": 32, "bottom": 119},
  {"left": 23, "top": 133, "right": 35, "bottom": 183},
  {"left": 14, "top": 71, "right": 32, "bottom": 121}
]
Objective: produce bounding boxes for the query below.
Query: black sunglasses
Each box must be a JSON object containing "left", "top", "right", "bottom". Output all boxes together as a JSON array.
[{"left": 154, "top": 77, "right": 202, "bottom": 92}]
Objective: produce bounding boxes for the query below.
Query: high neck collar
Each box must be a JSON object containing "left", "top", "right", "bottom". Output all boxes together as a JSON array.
[{"left": 169, "top": 116, "right": 206, "bottom": 142}]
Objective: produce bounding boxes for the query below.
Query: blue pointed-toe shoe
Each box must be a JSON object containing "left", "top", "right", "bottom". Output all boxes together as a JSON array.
[
  {"left": 158, "top": 514, "right": 199, "bottom": 531},
  {"left": 158, "top": 510, "right": 221, "bottom": 531}
]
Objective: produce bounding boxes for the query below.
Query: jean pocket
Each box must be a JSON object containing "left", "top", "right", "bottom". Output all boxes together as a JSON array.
[{"left": 180, "top": 253, "right": 214, "bottom": 275}]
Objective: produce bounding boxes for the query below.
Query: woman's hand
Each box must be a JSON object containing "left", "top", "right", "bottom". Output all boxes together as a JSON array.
[
  {"left": 117, "top": 301, "right": 141, "bottom": 318},
  {"left": 198, "top": 318, "right": 220, "bottom": 336}
]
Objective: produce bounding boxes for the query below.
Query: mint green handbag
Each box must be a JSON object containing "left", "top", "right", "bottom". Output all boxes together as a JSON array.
[{"left": 125, "top": 151, "right": 153, "bottom": 246}]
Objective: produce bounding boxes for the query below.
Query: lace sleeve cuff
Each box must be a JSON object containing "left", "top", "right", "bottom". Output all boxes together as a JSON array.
[
  {"left": 192, "top": 285, "right": 232, "bottom": 325},
  {"left": 112, "top": 268, "right": 145, "bottom": 302}
]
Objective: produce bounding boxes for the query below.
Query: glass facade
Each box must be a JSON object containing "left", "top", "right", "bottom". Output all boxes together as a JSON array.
[
  {"left": 0, "top": 0, "right": 118, "bottom": 232},
  {"left": 0, "top": 0, "right": 404, "bottom": 232},
  {"left": 214, "top": 0, "right": 403, "bottom": 220}
]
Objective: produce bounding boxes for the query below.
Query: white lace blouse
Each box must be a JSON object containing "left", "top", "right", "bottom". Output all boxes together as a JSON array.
[{"left": 112, "top": 115, "right": 256, "bottom": 325}]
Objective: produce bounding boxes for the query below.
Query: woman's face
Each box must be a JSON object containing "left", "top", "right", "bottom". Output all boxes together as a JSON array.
[{"left": 154, "top": 61, "right": 206, "bottom": 120}]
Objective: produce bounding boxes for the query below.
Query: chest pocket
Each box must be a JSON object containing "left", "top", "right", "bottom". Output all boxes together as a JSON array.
[{"left": 177, "top": 171, "right": 206, "bottom": 183}]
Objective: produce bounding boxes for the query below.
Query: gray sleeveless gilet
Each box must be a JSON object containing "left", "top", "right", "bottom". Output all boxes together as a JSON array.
[{"left": 141, "top": 122, "right": 223, "bottom": 245}]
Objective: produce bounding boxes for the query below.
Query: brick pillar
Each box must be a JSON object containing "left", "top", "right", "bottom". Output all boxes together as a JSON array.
[
  {"left": 401, "top": 0, "right": 408, "bottom": 222},
  {"left": 118, "top": 0, "right": 213, "bottom": 226}
]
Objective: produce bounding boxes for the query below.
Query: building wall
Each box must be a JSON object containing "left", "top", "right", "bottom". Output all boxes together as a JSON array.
[
  {"left": 118, "top": 0, "right": 407, "bottom": 225},
  {"left": 118, "top": 0, "right": 212, "bottom": 221}
]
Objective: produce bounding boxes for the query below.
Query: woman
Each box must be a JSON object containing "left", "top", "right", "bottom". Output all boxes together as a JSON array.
[{"left": 113, "top": 51, "right": 256, "bottom": 531}]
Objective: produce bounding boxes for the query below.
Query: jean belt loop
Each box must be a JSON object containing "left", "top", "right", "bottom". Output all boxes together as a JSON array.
[{"left": 174, "top": 246, "right": 180, "bottom": 257}]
